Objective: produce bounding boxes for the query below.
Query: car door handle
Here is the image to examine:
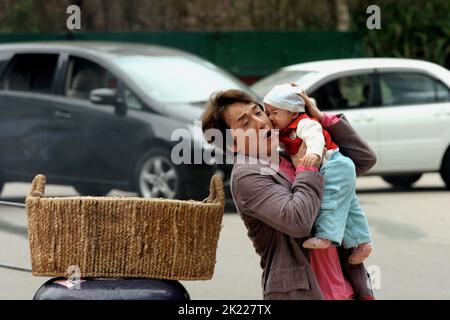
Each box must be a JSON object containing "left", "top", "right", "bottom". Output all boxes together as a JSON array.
[{"left": 53, "top": 110, "right": 72, "bottom": 120}]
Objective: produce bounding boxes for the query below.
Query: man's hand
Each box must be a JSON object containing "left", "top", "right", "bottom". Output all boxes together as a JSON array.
[
  {"left": 290, "top": 142, "right": 307, "bottom": 168},
  {"left": 299, "top": 153, "right": 322, "bottom": 169},
  {"left": 291, "top": 143, "right": 326, "bottom": 169}
]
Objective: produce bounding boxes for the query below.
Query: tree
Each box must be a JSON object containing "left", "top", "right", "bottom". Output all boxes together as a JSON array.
[{"left": 335, "top": 0, "right": 351, "bottom": 31}]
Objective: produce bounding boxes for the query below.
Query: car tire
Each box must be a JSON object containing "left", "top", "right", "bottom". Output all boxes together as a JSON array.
[
  {"left": 74, "top": 184, "right": 112, "bottom": 196},
  {"left": 0, "top": 180, "right": 3, "bottom": 196},
  {"left": 382, "top": 174, "right": 422, "bottom": 189},
  {"left": 134, "top": 148, "right": 187, "bottom": 199},
  {"left": 440, "top": 149, "right": 450, "bottom": 190}
]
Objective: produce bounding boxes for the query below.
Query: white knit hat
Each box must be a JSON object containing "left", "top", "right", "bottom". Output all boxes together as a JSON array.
[{"left": 263, "top": 84, "right": 305, "bottom": 113}]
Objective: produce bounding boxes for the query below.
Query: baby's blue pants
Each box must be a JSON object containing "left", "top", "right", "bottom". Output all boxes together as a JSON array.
[{"left": 315, "top": 151, "right": 372, "bottom": 249}]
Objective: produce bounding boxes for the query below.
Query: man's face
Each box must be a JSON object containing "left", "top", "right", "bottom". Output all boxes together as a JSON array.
[
  {"left": 265, "top": 104, "right": 297, "bottom": 130},
  {"left": 222, "top": 101, "right": 277, "bottom": 157}
]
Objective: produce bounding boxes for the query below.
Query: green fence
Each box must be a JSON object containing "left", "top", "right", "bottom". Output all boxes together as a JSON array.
[{"left": 0, "top": 31, "right": 363, "bottom": 79}]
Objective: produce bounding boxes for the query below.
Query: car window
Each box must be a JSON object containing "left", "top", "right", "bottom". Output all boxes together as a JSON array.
[
  {"left": 0, "top": 53, "right": 59, "bottom": 94},
  {"left": 124, "top": 88, "right": 143, "bottom": 110},
  {"left": 379, "top": 72, "right": 442, "bottom": 106},
  {"left": 310, "top": 73, "right": 373, "bottom": 111},
  {"left": 0, "top": 53, "right": 12, "bottom": 78},
  {"left": 436, "top": 81, "right": 450, "bottom": 102},
  {"left": 65, "top": 56, "right": 117, "bottom": 100},
  {"left": 113, "top": 55, "right": 248, "bottom": 104}
]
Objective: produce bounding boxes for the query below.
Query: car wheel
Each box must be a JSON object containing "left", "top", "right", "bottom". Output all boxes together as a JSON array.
[
  {"left": 382, "top": 174, "right": 422, "bottom": 189},
  {"left": 135, "top": 148, "right": 184, "bottom": 199},
  {"left": 74, "top": 184, "right": 112, "bottom": 196},
  {"left": 440, "top": 149, "right": 450, "bottom": 190}
]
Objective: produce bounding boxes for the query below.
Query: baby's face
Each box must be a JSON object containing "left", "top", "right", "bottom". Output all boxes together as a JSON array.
[{"left": 265, "top": 104, "right": 298, "bottom": 130}]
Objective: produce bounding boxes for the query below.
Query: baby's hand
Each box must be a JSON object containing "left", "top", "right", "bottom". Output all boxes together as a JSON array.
[
  {"left": 299, "top": 153, "right": 322, "bottom": 168},
  {"left": 290, "top": 83, "right": 324, "bottom": 122}
]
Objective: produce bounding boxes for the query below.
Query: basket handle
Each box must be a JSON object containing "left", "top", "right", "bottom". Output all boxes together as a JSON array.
[
  {"left": 207, "top": 174, "right": 224, "bottom": 204},
  {"left": 28, "top": 174, "right": 46, "bottom": 198}
]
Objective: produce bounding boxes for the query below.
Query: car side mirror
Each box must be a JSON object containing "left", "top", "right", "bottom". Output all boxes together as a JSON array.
[
  {"left": 90, "top": 88, "right": 118, "bottom": 106},
  {"left": 90, "top": 88, "right": 127, "bottom": 117}
]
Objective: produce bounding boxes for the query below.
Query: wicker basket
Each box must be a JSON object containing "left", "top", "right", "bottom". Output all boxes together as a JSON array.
[{"left": 25, "top": 174, "right": 224, "bottom": 280}]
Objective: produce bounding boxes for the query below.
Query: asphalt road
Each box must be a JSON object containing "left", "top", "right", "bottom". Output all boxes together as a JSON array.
[{"left": 0, "top": 173, "right": 449, "bottom": 300}]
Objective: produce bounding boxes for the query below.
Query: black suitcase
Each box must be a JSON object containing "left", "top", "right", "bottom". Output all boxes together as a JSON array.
[{"left": 33, "top": 278, "right": 190, "bottom": 300}]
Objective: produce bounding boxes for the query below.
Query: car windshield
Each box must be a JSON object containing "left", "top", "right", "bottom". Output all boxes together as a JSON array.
[
  {"left": 251, "top": 70, "right": 318, "bottom": 97},
  {"left": 113, "top": 55, "right": 248, "bottom": 104}
]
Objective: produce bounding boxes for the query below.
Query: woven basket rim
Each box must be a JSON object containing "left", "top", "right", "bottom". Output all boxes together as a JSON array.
[
  {"left": 27, "top": 195, "right": 222, "bottom": 207},
  {"left": 26, "top": 173, "right": 225, "bottom": 206}
]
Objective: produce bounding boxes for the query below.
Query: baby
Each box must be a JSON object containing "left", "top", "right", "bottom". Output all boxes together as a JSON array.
[{"left": 263, "top": 83, "right": 372, "bottom": 265}]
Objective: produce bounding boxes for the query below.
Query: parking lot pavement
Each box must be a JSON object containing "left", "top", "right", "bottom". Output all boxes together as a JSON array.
[
  {"left": 0, "top": 205, "right": 49, "bottom": 299},
  {"left": 0, "top": 173, "right": 449, "bottom": 299}
]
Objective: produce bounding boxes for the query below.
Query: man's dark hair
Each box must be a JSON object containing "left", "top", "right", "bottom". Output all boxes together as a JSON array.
[{"left": 201, "top": 89, "right": 261, "bottom": 146}]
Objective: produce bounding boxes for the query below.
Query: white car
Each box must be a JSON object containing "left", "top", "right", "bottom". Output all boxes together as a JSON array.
[{"left": 251, "top": 58, "right": 450, "bottom": 189}]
